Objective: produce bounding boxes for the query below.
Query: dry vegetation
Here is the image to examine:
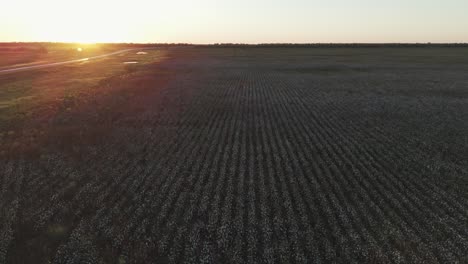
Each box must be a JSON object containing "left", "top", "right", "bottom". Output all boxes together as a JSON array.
[
  {"left": 0, "top": 43, "right": 129, "bottom": 69},
  {"left": 1, "top": 46, "right": 468, "bottom": 263}
]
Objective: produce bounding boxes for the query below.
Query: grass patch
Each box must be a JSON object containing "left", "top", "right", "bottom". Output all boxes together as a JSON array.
[
  {"left": 0, "top": 48, "right": 170, "bottom": 159},
  {"left": 0, "top": 49, "right": 166, "bottom": 129},
  {"left": 47, "top": 225, "right": 68, "bottom": 240}
]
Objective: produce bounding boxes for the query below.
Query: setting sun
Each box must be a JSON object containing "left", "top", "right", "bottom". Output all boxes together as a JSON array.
[
  {"left": 2, "top": 0, "right": 140, "bottom": 43},
  {"left": 2, "top": 0, "right": 468, "bottom": 43}
]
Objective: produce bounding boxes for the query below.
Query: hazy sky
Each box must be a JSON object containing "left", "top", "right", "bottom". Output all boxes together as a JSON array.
[{"left": 1, "top": 0, "right": 467, "bottom": 43}]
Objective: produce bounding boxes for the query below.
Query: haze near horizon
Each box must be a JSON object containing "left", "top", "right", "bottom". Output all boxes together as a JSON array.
[{"left": 1, "top": 0, "right": 468, "bottom": 43}]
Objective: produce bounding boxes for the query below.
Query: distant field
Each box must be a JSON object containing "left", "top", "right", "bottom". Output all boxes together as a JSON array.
[
  {"left": 0, "top": 43, "right": 129, "bottom": 68},
  {"left": 0, "top": 43, "right": 167, "bottom": 131},
  {"left": 1, "top": 46, "right": 468, "bottom": 263}
]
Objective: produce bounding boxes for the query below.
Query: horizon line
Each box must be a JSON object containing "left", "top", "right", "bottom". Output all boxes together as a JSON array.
[{"left": 1, "top": 42, "right": 468, "bottom": 45}]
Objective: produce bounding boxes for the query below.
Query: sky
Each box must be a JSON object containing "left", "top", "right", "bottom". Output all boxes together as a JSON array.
[{"left": 1, "top": 0, "right": 468, "bottom": 43}]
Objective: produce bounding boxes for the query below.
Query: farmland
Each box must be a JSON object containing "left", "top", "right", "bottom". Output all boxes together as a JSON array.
[{"left": 1, "top": 45, "right": 468, "bottom": 263}]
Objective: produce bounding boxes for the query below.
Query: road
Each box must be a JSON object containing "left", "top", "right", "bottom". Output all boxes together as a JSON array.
[{"left": 0, "top": 48, "right": 147, "bottom": 74}]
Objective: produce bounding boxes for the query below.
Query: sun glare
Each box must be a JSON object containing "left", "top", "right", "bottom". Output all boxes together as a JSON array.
[
  {"left": 77, "top": 47, "right": 83, "bottom": 52},
  {"left": 5, "top": 0, "right": 138, "bottom": 43}
]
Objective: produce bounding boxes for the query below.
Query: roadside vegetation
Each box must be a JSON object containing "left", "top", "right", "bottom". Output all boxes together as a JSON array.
[{"left": 0, "top": 43, "right": 168, "bottom": 158}]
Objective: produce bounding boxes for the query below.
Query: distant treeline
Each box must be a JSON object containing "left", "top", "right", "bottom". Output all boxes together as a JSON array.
[
  {"left": 108, "top": 43, "right": 468, "bottom": 48},
  {"left": 202, "top": 43, "right": 468, "bottom": 48},
  {"left": 1, "top": 42, "right": 468, "bottom": 49},
  {"left": 0, "top": 43, "right": 48, "bottom": 53}
]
